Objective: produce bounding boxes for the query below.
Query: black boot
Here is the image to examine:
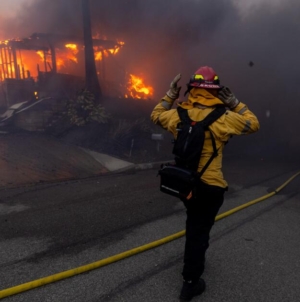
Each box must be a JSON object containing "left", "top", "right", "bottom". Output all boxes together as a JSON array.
[{"left": 179, "top": 278, "right": 206, "bottom": 301}]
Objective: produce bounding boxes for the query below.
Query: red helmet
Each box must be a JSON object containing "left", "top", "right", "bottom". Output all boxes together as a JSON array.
[{"left": 188, "top": 66, "right": 222, "bottom": 89}]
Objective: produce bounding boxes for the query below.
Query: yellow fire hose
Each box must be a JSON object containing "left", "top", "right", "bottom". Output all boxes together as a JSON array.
[{"left": 0, "top": 171, "right": 299, "bottom": 299}]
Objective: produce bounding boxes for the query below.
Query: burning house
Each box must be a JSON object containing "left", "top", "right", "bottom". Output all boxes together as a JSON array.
[
  {"left": 0, "top": 0, "right": 157, "bottom": 124},
  {"left": 0, "top": 32, "right": 123, "bottom": 109},
  {"left": 0, "top": 0, "right": 157, "bottom": 146},
  {"left": 0, "top": 32, "right": 154, "bottom": 111}
]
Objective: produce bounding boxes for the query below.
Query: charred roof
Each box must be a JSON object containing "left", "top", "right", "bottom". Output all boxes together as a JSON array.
[{"left": 0, "top": 33, "right": 120, "bottom": 51}]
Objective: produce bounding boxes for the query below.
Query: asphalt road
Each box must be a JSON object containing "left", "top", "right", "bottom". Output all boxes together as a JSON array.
[{"left": 0, "top": 157, "right": 300, "bottom": 302}]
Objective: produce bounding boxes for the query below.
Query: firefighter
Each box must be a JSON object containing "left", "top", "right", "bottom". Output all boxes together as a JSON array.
[{"left": 150, "top": 66, "right": 260, "bottom": 301}]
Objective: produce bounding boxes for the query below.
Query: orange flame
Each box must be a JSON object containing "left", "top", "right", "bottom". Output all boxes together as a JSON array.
[
  {"left": 0, "top": 40, "right": 9, "bottom": 45},
  {"left": 126, "top": 74, "right": 154, "bottom": 99},
  {"left": 94, "top": 40, "right": 125, "bottom": 61},
  {"left": 36, "top": 51, "right": 45, "bottom": 61},
  {"left": 60, "top": 44, "right": 79, "bottom": 64},
  {"left": 0, "top": 37, "right": 125, "bottom": 81},
  {"left": 65, "top": 44, "right": 78, "bottom": 52}
]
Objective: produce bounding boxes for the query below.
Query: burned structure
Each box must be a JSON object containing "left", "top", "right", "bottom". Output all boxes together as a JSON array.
[{"left": 0, "top": 33, "right": 123, "bottom": 110}]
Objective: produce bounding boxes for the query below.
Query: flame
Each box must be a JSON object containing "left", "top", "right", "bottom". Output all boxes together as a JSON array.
[
  {"left": 56, "top": 58, "right": 66, "bottom": 68},
  {"left": 56, "top": 44, "right": 79, "bottom": 65},
  {"left": 36, "top": 51, "right": 45, "bottom": 61},
  {"left": 0, "top": 49, "right": 40, "bottom": 80},
  {"left": 65, "top": 44, "right": 78, "bottom": 51},
  {"left": 94, "top": 51, "right": 104, "bottom": 61},
  {"left": 64, "top": 44, "right": 79, "bottom": 63},
  {"left": 126, "top": 74, "right": 153, "bottom": 99},
  {"left": 94, "top": 39, "right": 124, "bottom": 61},
  {"left": 0, "top": 36, "right": 125, "bottom": 83},
  {"left": 36, "top": 44, "right": 79, "bottom": 71},
  {"left": 0, "top": 40, "right": 9, "bottom": 45}
]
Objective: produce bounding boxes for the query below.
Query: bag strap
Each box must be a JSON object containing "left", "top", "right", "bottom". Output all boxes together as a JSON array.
[
  {"left": 200, "top": 106, "right": 226, "bottom": 128},
  {"left": 197, "top": 107, "right": 226, "bottom": 178},
  {"left": 197, "top": 130, "right": 218, "bottom": 178},
  {"left": 177, "top": 106, "right": 192, "bottom": 123},
  {"left": 177, "top": 106, "right": 226, "bottom": 126}
]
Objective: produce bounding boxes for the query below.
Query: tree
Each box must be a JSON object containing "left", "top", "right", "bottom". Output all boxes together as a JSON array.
[{"left": 82, "top": 0, "right": 102, "bottom": 102}]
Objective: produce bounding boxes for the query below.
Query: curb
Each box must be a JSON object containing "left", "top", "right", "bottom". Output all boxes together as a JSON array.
[
  {"left": 110, "top": 160, "right": 173, "bottom": 175},
  {"left": 0, "top": 160, "right": 173, "bottom": 191},
  {"left": 134, "top": 160, "right": 173, "bottom": 171}
]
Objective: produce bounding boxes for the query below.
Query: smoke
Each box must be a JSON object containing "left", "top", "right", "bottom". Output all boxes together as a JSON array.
[
  {"left": 0, "top": 1, "right": 81, "bottom": 37},
  {"left": 1, "top": 0, "right": 300, "bottom": 155},
  {"left": 0, "top": 0, "right": 237, "bottom": 88}
]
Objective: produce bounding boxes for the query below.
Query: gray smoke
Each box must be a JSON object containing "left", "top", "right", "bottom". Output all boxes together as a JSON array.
[{"left": 1, "top": 0, "right": 300, "bottom": 156}]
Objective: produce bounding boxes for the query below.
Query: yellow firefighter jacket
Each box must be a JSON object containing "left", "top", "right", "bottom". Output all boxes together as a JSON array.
[{"left": 150, "top": 88, "right": 260, "bottom": 188}]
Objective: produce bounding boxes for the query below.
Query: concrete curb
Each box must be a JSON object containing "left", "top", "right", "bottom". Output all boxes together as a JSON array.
[
  {"left": 134, "top": 160, "right": 173, "bottom": 171},
  {"left": 80, "top": 148, "right": 136, "bottom": 173},
  {"left": 0, "top": 160, "right": 173, "bottom": 191},
  {"left": 109, "top": 160, "right": 174, "bottom": 175}
]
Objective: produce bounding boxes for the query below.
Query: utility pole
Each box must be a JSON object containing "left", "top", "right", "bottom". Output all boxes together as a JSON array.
[{"left": 82, "top": 0, "right": 102, "bottom": 102}]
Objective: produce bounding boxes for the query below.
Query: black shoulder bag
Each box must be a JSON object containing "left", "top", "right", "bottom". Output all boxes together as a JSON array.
[{"left": 158, "top": 106, "right": 226, "bottom": 201}]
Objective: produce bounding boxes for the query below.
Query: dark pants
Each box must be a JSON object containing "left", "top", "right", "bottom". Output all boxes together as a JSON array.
[{"left": 182, "top": 181, "right": 225, "bottom": 282}]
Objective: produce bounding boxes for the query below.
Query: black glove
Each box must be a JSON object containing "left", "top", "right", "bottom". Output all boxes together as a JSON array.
[{"left": 218, "top": 86, "right": 240, "bottom": 109}]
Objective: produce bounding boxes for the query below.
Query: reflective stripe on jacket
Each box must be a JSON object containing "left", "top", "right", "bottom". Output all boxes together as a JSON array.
[{"left": 150, "top": 95, "right": 260, "bottom": 188}]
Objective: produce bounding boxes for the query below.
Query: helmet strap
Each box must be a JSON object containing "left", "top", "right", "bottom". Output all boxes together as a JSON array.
[{"left": 184, "top": 85, "right": 192, "bottom": 96}]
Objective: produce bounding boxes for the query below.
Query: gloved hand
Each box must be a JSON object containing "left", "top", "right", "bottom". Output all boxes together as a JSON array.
[
  {"left": 218, "top": 86, "right": 240, "bottom": 109},
  {"left": 166, "top": 74, "right": 182, "bottom": 100}
]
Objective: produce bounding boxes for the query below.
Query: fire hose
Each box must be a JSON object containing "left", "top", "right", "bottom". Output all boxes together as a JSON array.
[{"left": 0, "top": 171, "right": 299, "bottom": 299}]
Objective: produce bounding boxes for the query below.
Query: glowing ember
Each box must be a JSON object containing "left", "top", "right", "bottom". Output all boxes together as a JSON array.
[{"left": 126, "top": 74, "right": 154, "bottom": 99}]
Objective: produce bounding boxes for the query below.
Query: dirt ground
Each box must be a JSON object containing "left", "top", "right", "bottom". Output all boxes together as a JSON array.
[
  {"left": 0, "top": 132, "right": 108, "bottom": 188},
  {"left": 0, "top": 123, "right": 174, "bottom": 188}
]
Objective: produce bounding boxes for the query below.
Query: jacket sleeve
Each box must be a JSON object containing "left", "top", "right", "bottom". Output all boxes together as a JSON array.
[
  {"left": 223, "top": 102, "right": 260, "bottom": 136},
  {"left": 150, "top": 95, "right": 179, "bottom": 136}
]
